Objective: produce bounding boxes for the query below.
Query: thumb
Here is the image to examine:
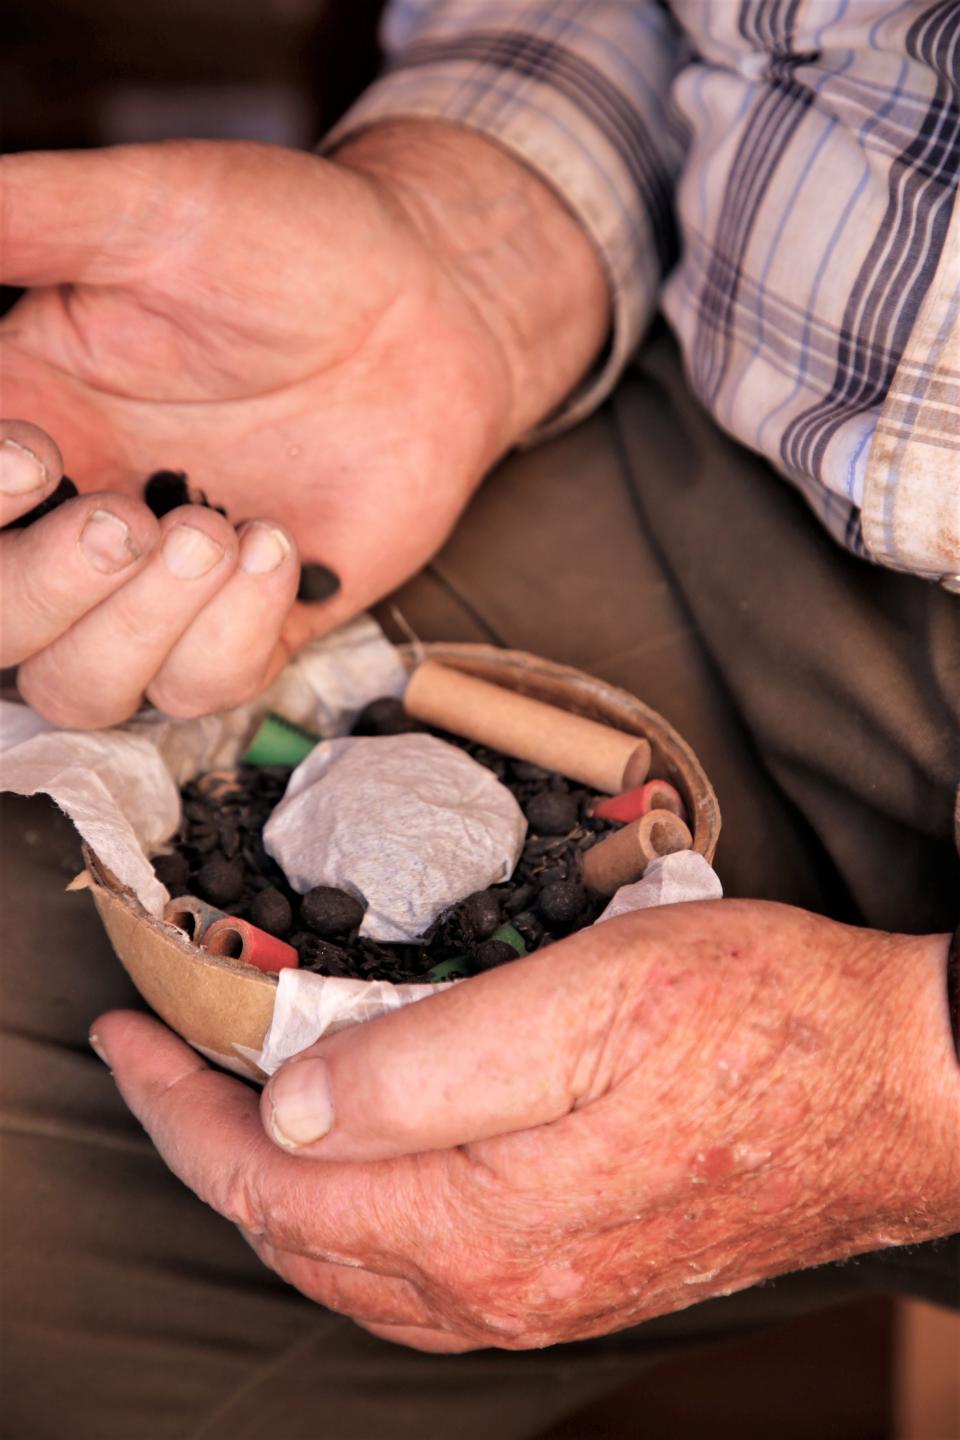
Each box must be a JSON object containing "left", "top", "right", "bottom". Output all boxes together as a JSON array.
[
  {"left": 1, "top": 144, "right": 185, "bottom": 287},
  {"left": 259, "top": 919, "right": 636, "bottom": 1162}
]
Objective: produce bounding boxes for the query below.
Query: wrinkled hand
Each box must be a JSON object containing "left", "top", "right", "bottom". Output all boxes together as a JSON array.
[
  {"left": 0, "top": 132, "right": 606, "bottom": 726},
  {"left": 0, "top": 418, "right": 301, "bottom": 725},
  {"left": 91, "top": 901, "right": 960, "bottom": 1352}
]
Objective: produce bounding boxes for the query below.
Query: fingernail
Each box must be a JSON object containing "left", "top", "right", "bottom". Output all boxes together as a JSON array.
[
  {"left": 239, "top": 522, "right": 291, "bottom": 576},
  {"left": 88, "top": 1031, "right": 110, "bottom": 1066},
  {"left": 163, "top": 524, "right": 224, "bottom": 579},
  {"left": 266, "top": 1057, "right": 334, "bottom": 1149},
  {"left": 0, "top": 439, "right": 48, "bottom": 495},
  {"left": 80, "top": 509, "right": 139, "bottom": 573},
  {"left": 297, "top": 564, "right": 341, "bottom": 603}
]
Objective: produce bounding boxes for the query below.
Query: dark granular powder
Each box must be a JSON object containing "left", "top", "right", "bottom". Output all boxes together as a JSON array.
[{"left": 160, "top": 701, "right": 623, "bottom": 983}]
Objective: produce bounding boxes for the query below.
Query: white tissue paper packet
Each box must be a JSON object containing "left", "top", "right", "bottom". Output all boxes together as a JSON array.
[
  {"left": 595, "top": 849, "right": 722, "bottom": 922},
  {"left": 263, "top": 733, "right": 527, "bottom": 942}
]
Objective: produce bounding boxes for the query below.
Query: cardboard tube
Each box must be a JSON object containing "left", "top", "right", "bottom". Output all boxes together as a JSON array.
[
  {"left": 163, "top": 895, "right": 228, "bottom": 943},
  {"left": 202, "top": 917, "right": 299, "bottom": 973},
  {"left": 404, "top": 661, "right": 651, "bottom": 794},
  {"left": 581, "top": 810, "right": 693, "bottom": 895},
  {"left": 592, "top": 778, "right": 685, "bottom": 825}
]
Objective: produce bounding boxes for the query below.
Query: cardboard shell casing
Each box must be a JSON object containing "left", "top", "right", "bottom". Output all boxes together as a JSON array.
[{"left": 82, "top": 643, "right": 721, "bottom": 1083}]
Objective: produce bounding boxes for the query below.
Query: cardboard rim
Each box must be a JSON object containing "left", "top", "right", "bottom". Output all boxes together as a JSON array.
[{"left": 84, "top": 643, "right": 721, "bottom": 1078}]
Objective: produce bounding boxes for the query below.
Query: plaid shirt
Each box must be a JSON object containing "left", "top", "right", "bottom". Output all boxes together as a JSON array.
[{"left": 332, "top": 0, "right": 960, "bottom": 587}]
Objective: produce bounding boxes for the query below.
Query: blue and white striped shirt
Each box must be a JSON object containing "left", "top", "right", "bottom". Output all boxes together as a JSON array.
[{"left": 333, "top": 0, "right": 959, "bottom": 586}]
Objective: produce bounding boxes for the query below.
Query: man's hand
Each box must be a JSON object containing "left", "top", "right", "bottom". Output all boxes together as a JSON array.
[
  {"left": 91, "top": 901, "right": 960, "bottom": 1353},
  {"left": 0, "top": 131, "right": 608, "bottom": 727}
]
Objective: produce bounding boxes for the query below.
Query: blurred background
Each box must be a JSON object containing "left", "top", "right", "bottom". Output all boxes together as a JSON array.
[
  {"left": 2, "top": 3, "right": 957, "bottom": 1435},
  {"left": 2, "top": 0, "right": 385, "bottom": 153}
]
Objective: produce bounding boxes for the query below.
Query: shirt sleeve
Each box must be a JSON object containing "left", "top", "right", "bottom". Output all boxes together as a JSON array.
[{"left": 325, "top": 0, "right": 688, "bottom": 435}]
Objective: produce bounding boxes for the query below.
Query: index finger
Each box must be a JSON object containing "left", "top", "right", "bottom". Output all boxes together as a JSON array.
[{"left": 90, "top": 1010, "right": 438, "bottom": 1265}]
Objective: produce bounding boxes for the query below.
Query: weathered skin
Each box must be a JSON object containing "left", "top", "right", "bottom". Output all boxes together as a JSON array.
[
  {"left": 92, "top": 900, "right": 960, "bottom": 1352},
  {"left": 0, "top": 127, "right": 607, "bottom": 726}
]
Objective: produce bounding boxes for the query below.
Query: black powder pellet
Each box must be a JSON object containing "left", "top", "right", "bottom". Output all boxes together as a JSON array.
[
  {"left": 3, "top": 474, "right": 79, "bottom": 530},
  {"left": 301, "top": 885, "right": 366, "bottom": 937},
  {"left": 195, "top": 852, "right": 245, "bottom": 909},
  {"left": 152, "top": 850, "right": 190, "bottom": 895},
  {"left": 472, "top": 939, "right": 518, "bottom": 971},
  {"left": 143, "top": 469, "right": 227, "bottom": 519},
  {"left": 457, "top": 890, "right": 501, "bottom": 942},
  {"left": 297, "top": 564, "right": 342, "bottom": 604},
  {"left": 525, "top": 791, "right": 578, "bottom": 835},
  {"left": 143, "top": 470, "right": 190, "bottom": 517},
  {"left": 350, "top": 697, "right": 423, "bottom": 737},
  {"left": 249, "top": 886, "right": 293, "bottom": 939},
  {"left": 537, "top": 880, "right": 587, "bottom": 931}
]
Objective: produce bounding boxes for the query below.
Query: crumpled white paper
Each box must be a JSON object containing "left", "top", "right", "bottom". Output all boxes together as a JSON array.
[
  {"left": 0, "top": 615, "right": 407, "bottom": 915},
  {"left": 0, "top": 721, "right": 183, "bottom": 916},
  {"left": 595, "top": 849, "right": 722, "bottom": 922},
  {"left": 257, "top": 968, "right": 458, "bottom": 1075},
  {"left": 264, "top": 733, "right": 527, "bottom": 942}
]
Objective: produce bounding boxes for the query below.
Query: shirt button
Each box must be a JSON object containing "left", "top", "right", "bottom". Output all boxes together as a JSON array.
[{"left": 941, "top": 575, "right": 960, "bottom": 594}]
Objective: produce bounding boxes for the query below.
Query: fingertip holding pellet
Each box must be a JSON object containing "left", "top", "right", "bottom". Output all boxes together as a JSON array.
[
  {"left": 202, "top": 916, "right": 300, "bottom": 973},
  {"left": 162, "top": 894, "right": 229, "bottom": 943},
  {"left": 592, "top": 777, "right": 686, "bottom": 825},
  {"left": 580, "top": 809, "right": 693, "bottom": 895}
]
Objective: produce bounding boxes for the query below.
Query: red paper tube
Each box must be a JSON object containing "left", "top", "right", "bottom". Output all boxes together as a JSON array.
[
  {"left": 202, "top": 916, "right": 300, "bottom": 973},
  {"left": 163, "top": 895, "right": 228, "bottom": 943},
  {"left": 580, "top": 809, "right": 693, "bottom": 895},
  {"left": 592, "top": 779, "right": 686, "bottom": 825}
]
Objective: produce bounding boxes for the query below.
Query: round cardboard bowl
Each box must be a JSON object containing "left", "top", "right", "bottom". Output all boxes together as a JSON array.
[{"left": 84, "top": 644, "right": 721, "bottom": 1081}]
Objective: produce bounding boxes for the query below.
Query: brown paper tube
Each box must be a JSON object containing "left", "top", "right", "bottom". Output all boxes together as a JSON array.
[
  {"left": 162, "top": 895, "right": 228, "bottom": 942},
  {"left": 404, "top": 660, "right": 652, "bottom": 794},
  {"left": 580, "top": 809, "right": 693, "bottom": 895},
  {"left": 621, "top": 744, "right": 652, "bottom": 790}
]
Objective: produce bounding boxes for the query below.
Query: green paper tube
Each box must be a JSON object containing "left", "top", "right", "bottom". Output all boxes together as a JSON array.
[
  {"left": 424, "top": 956, "right": 475, "bottom": 982},
  {"left": 489, "top": 923, "right": 527, "bottom": 956},
  {"left": 242, "top": 711, "right": 320, "bottom": 768}
]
